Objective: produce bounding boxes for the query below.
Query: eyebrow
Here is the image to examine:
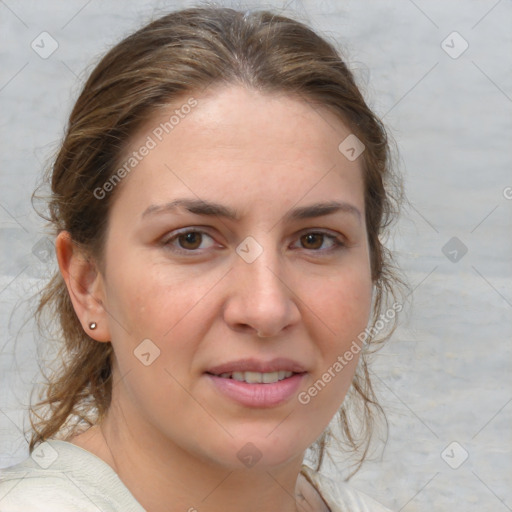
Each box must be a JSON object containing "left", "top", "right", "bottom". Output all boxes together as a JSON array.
[{"left": 142, "top": 198, "right": 361, "bottom": 222}]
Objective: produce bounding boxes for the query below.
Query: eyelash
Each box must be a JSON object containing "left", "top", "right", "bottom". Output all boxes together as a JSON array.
[{"left": 161, "top": 228, "right": 346, "bottom": 256}]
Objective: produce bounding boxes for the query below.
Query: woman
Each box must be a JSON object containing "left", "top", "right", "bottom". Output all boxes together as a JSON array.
[{"left": 0, "top": 7, "right": 402, "bottom": 511}]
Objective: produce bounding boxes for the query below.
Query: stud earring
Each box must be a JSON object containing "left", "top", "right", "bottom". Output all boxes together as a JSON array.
[{"left": 89, "top": 322, "right": 97, "bottom": 330}]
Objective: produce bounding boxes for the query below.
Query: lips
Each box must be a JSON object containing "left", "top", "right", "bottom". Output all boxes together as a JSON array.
[
  {"left": 217, "top": 370, "right": 294, "bottom": 384},
  {"left": 206, "top": 357, "right": 307, "bottom": 376},
  {"left": 205, "top": 357, "right": 307, "bottom": 407}
]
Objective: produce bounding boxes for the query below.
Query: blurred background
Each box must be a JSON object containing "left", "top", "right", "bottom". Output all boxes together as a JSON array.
[{"left": 1, "top": 1, "right": 511, "bottom": 510}]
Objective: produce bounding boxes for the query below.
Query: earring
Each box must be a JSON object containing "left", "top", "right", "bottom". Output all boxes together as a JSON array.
[{"left": 89, "top": 322, "right": 97, "bottom": 330}]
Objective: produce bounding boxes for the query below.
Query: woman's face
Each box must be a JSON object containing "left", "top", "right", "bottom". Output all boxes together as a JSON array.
[{"left": 96, "top": 85, "right": 373, "bottom": 469}]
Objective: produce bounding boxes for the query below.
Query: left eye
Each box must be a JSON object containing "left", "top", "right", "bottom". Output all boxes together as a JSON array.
[{"left": 294, "top": 232, "right": 343, "bottom": 251}]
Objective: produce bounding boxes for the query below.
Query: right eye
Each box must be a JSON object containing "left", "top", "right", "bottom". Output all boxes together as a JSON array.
[{"left": 162, "top": 228, "right": 217, "bottom": 254}]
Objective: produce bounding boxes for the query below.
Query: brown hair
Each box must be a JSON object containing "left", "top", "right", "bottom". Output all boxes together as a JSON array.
[{"left": 29, "top": 6, "right": 404, "bottom": 476}]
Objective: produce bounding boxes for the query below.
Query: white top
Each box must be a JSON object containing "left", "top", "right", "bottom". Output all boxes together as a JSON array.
[{"left": 0, "top": 439, "right": 393, "bottom": 511}]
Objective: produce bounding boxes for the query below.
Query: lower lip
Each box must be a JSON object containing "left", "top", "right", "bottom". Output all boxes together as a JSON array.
[{"left": 206, "top": 373, "right": 306, "bottom": 408}]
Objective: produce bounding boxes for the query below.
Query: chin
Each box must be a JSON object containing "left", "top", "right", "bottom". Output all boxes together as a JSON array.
[{"left": 199, "top": 425, "right": 317, "bottom": 471}]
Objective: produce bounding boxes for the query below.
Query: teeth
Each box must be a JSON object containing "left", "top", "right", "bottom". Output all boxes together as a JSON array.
[
  {"left": 224, "top": 371, "right": 294, "bottom": 383},
  {"left": 262, "top": 372, "right": 278, "bottom": 384}
]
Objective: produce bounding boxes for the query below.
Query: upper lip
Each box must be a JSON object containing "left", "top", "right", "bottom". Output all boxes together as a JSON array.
[{"left": 206, "top": 357, "right": 307, "bottom": 375}]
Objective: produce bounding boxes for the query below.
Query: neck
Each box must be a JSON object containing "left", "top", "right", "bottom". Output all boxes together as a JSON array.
[{"left": 71, "top": 403, "right": 309, "bottom": 512}]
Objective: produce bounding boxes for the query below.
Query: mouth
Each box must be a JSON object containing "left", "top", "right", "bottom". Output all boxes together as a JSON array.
[
  {"left": 206, "top": 370, "right": 298, "bottom": 384},
  {"left": 204, "top": 358, "right": 307, "bottom": 408}
]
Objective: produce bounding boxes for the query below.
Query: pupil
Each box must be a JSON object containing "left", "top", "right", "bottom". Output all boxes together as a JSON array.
[
  {"left": 303, "top": 233, "right": 322, "bottom": 249},
  {"left": 180, "top": 232, "right": 201, "bottom": 249}
]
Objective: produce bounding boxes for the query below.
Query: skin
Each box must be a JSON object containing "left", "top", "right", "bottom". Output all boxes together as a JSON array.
[{"left": 57, "top": 85, "right": 373, "bottom": 512}]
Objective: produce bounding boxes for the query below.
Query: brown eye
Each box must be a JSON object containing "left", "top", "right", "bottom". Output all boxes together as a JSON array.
[
  {"left": 178, "top": 231, "right": 203, "bottom": 250},
  {"left": 301, "top": 233, "right": 324, "bottom": 250},
  {"left": 293, "top": 231, "right": 345, "bottom": 254},
  {"left": 163, "top": 229, "right": 216, "bottom": 254}
]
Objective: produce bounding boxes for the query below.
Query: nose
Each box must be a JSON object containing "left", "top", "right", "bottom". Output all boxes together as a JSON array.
[{"left": 222, "top": 241, "right": 301, "bottom": 338}]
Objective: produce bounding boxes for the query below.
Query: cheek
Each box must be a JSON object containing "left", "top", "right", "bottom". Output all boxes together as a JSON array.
[
  {"left": 104, "top": 255, "right": 192, "bottom": 337},
  {"left": 299, "top": 273, "right": 371, "bottom": 421},
  {"left": 307, "top": 268, "right": 373, "bottom": 341},
  {"left": 104, "top": 261, "right": 222, "bottom": 383}
]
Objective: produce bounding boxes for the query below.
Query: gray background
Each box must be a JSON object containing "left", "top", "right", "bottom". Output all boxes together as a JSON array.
[{"left": 1, "top": 0, "right": 511, "bottom": 510}]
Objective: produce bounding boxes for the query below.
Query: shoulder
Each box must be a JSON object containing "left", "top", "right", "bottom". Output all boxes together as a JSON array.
[
  {"left": 0, "top": 440, "right": 144, "bottom": 512},
  {"left": 301, "top": 465, "right": 394, "bottom": 512},
  {"left": 0, "top": 459, "right": 94, "bottom": 512}
]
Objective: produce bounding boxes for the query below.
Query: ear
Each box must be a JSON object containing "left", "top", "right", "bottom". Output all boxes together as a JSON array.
[{"left": 55, "top": 231, "right": 111, "bottom": 342}]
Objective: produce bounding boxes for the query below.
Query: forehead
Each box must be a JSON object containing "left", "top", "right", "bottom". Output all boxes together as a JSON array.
[{"left": 113, "top": 85, "right": 365, "bottom": 217}]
